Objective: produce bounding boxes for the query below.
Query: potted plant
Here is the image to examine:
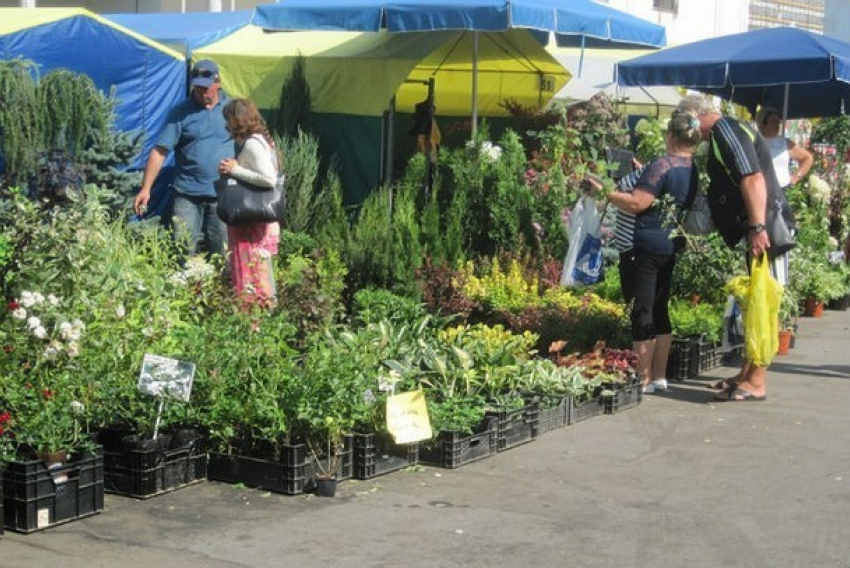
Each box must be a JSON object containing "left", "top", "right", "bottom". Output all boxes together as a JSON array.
[
  {"left": 794, "top": 264, "right": 845, "bottom": 317},
  {"left": 778, "top": 289, "right": 799, "bottom": 355}
]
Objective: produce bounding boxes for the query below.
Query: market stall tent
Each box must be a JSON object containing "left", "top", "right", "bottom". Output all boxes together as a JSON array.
[
  {"left": 106, "top": 10, "right": 252, "bottom": 56},
  {"left": 550, "top": 46, "right": 682, "bottom": 116},
  {"left": 194, "top": 25, "right": 570, "bottom": 202},
  {"left": 0, "top": 8, "right": 186, "bottom": 168},
  {"left": 616, "top": 27, "right": 850, "bottom": 119}
]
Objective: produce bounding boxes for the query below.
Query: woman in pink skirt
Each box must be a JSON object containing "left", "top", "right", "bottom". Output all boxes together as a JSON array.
[{"left": 217, "top": 98, "right": 280, "bottom": 307}]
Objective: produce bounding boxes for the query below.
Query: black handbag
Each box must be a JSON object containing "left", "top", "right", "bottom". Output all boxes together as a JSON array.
[
  {"left": 214, "top": 174, "right": 284, "bottom": 226},
  {"left": 765, "top": 193, "right": 796, "bottom": 259}
]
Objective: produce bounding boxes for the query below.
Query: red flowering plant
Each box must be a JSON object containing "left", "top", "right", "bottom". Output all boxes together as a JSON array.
[
  {"left": 0, "top": 410, "right": 14, "bottom": 466},
  {"left": 0, "top": 371, "right": 94, "bottom": 463}
]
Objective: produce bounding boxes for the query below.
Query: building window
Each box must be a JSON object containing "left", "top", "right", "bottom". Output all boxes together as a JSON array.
[{"left": 654, "top": 0, "right": 678, "bottom": 14}]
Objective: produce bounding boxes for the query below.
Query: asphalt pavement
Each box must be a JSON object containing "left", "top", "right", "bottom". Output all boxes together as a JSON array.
[{"left": 2, "top": 309, "right": 849, "bottom": 568}]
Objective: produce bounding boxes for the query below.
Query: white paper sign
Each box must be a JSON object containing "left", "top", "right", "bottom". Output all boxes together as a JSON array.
[{"left": 138, "top": 354, "right": 195, "bottom": 402}]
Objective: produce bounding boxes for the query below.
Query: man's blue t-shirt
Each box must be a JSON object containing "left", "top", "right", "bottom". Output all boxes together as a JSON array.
[{"left": 155, "top": 94, "right": 233, "bottom": 198}]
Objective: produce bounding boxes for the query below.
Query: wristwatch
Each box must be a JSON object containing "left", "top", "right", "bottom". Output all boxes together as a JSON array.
[{"left": 748, "top": 223, "right": 766, "bottom": 234}]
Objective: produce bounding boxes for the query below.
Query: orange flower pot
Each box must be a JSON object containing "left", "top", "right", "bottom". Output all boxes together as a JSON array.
[
  {"left": 777, "top": 330, "right": 793, "bottom": 355},
  {"left": 804, "top": 297, "right": 824, "bottom": 317}
]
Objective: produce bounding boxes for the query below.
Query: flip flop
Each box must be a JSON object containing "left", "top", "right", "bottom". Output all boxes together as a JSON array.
[
  {"left": 708, "top": 378, "right": 738, "bottom": 390},
  {"left": 713, "top": 385, "right": 767, "bottom": 402}
]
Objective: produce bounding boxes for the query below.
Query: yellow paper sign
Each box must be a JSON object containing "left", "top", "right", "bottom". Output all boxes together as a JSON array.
[{"left": 386, "top": 390, "right": 432, "bottom": 444}]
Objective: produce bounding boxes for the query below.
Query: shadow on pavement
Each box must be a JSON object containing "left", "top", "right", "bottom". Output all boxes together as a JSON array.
[{"left": 769, "top": 361, "right": 850, "bottom": 380}]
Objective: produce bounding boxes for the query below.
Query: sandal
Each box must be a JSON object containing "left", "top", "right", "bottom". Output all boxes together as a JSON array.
[
  {"left": 708, "top": 378, "right": 737, "bottom": 390},
  {"left": 713, "top": 385, "right": 766, "bottom": 402}
]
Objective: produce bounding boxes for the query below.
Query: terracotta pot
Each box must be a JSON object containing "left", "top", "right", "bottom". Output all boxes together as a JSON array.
[
  {"left": 777, "top": 330, "right": 793, "bottom": 355},
  {"left": 804, "top": 297, "right": 825, "bottom": 317}
]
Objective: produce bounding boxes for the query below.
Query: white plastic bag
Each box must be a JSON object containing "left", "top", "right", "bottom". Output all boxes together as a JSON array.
[{"left": 560, "top": 196, "right": 603, "bottom": 287}]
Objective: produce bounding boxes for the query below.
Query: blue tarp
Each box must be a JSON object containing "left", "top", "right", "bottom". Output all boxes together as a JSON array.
[
  {"left": 253, "top": 0, "right": 666, "bottom": 48},
  {"left": 106, "top": 10, "right": 252, "bottom": 55},
  {"left": 0, "top": 9, "right": 187, "bottom": 168},
  {"left": 616, "top": 27, "right": 850, "bottom": 118}
]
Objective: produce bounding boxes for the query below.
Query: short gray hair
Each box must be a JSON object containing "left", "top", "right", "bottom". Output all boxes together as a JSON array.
[{"left": 678, "top": 94, "right": 719, "bottom": 115}]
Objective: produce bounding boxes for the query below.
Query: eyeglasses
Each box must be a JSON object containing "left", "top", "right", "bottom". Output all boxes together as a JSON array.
[{"left": 191, "top": 69, "right": 217, "bottom": 79}]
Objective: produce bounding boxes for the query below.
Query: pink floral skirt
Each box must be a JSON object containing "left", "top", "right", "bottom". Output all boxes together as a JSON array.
[{"left": 227, "top": 222, "right": 280, "bottom": 306}]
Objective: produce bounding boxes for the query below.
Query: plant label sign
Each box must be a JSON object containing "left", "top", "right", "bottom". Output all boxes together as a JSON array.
[
  {"left": 386, "top": 390, "right": 432, "bottom": 444},
  {"left": 138, "top": 354, "right": 195, "bottom": 402}
]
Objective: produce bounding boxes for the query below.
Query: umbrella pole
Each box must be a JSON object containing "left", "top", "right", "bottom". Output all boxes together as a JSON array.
[
  {"left": 471, "top": 31, "right": 479, "bottom": 139},
  {"left": 781, "top": 83, "right": 790, "bottom": 136}
]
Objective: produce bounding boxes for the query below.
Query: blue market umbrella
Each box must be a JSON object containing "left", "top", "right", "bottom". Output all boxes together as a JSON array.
[
  {"left": 254, "top": 0, "right": 666, "bottom": 132},
  {"left": 616, "top": 26, "right": 850, "bottom": 119}
]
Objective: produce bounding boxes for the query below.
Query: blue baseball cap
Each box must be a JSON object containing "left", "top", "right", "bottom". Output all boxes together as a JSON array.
[{"left": 190, "top": 59, "right": 220, "bottom": 89}]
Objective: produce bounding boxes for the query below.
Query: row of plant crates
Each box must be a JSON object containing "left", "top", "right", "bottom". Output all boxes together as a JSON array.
[
  {"left": 668, "top": 336, "right": 724, "bottom": 381},
  {"left": 418, "top": 386, "right": 639, "bottom": 471},
  {"left": 2, "top": 448, "right": 104, "bottom": 534}
]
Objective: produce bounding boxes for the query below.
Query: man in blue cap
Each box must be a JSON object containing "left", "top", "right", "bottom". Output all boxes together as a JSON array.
[{"left": 134, "top": 59, "right": 233, "bottom": 260}]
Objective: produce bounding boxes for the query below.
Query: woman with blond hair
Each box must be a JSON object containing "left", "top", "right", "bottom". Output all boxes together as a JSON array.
[
  {"left": 218, "top": 98, "right": 281, "bottom": 307},
  {"left": 590, "top": 109, "right": 701, "bottom": 394}
]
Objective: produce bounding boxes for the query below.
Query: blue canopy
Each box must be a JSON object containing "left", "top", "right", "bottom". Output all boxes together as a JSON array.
[
  {"left": 616, "top": 27, "right": 850, "bottom": 118},
  {"left": 105, "top": 10, "right": 252, "bottom": 55},
  {"left": 253, "top": 0, "right": 666, "bottom": 48},
  {"left": 0, "top": 8, "right": 186, "bottom": 169}
]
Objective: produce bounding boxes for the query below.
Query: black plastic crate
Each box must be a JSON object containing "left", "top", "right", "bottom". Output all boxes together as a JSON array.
[
  {"left": 419, "top": 416, "right": 498, "bottom": 469},
  {"left": 698, "top": 339, "right": 723, "bottom": 372},
  {"left": 3, "top": 448, "right": 104, "bottom": 533},
  {"left": 604, "top": 383, "right": 642, "bottom": 414},
  {"left": 208, "top": 438, "right": 352, "bottom": 495},
  {"left": 536, "top": 396, "right": 570, "bottom": 435},
  {"left": 569, "top": 395, "right": 604, "bottom": 424},
  {"left": 352, "top": 433, "right": 418, "bottom": 480},
  {"left": 485, "top": 400, "right": 539, "bottom": 451},
  {"left": 101, "top": 440, "right": 207, "bottom": 499},
  {"left": 667, "top": 337, "right": 699, "bottom": 381},
  {"left": 722, "top": 344, "right": 745, "bottom": 367}
]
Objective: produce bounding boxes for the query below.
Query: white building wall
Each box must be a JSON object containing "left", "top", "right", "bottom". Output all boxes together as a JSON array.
[
  {"left": 602, "top": 0, "right": 749, "bottom": 45},
  {"left": 824, "top": 0, "right": 850, "bottom": 43}
]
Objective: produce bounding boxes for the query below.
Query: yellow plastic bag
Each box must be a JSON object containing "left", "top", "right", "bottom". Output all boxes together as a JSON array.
[{"left": 744, "top": 255, "right": 783, "bottom": 366}]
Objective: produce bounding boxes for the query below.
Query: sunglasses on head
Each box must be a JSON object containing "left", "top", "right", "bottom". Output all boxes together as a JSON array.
[{"left": 191, "top": 69, "right": 216, "bottom": 79}]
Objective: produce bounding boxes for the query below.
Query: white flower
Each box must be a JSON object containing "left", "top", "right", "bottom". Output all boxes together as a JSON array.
[
  {"left": 169, "top": 271, "right": 188, "bottom": 285},
  {"left": 32, "top": 292, "right": 46, "bottom": 305},
  {"left": 59, "top": 321, "right": 73, "bottom": 335},
  {"left": 183, "top": 257, "right": 215, "bottom": 280},
  {"left": 33, "top": 326, "right": 47, "bottom": 339},
  {"left": 12, "top": 308, "right": 27, "bottom": 320},
  {"left": 66, "top": 342, "right": 80, "bottom": 358},
  {"left": 142, "top": 327, "right": 154, "bottom": 337},
  {"left": 72, "top": 319, "right": 85, "bottom": 331},
  {"left": 47, "top": 294, "right": 61, "bottom": 306},
  {"left": 20, "top": 291, "right": 36, "bottom": 308},
  {"left": 69, "top": 400, "right": 85, "bottom": 414},
  {"left": 27, "top": 316, "right": 42, "bottom": 330},
  {"left": 115, "top": 305, "right": 126, "bottom": 318},
  {"left": 43, "top": 343, "right": 61, "bottom": 360},
  {"left": 480, "top": 141, "right": 502, "bottom": 162},
  {"left": 808, "top": 174, "right": 832, "bottom": 203}
]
